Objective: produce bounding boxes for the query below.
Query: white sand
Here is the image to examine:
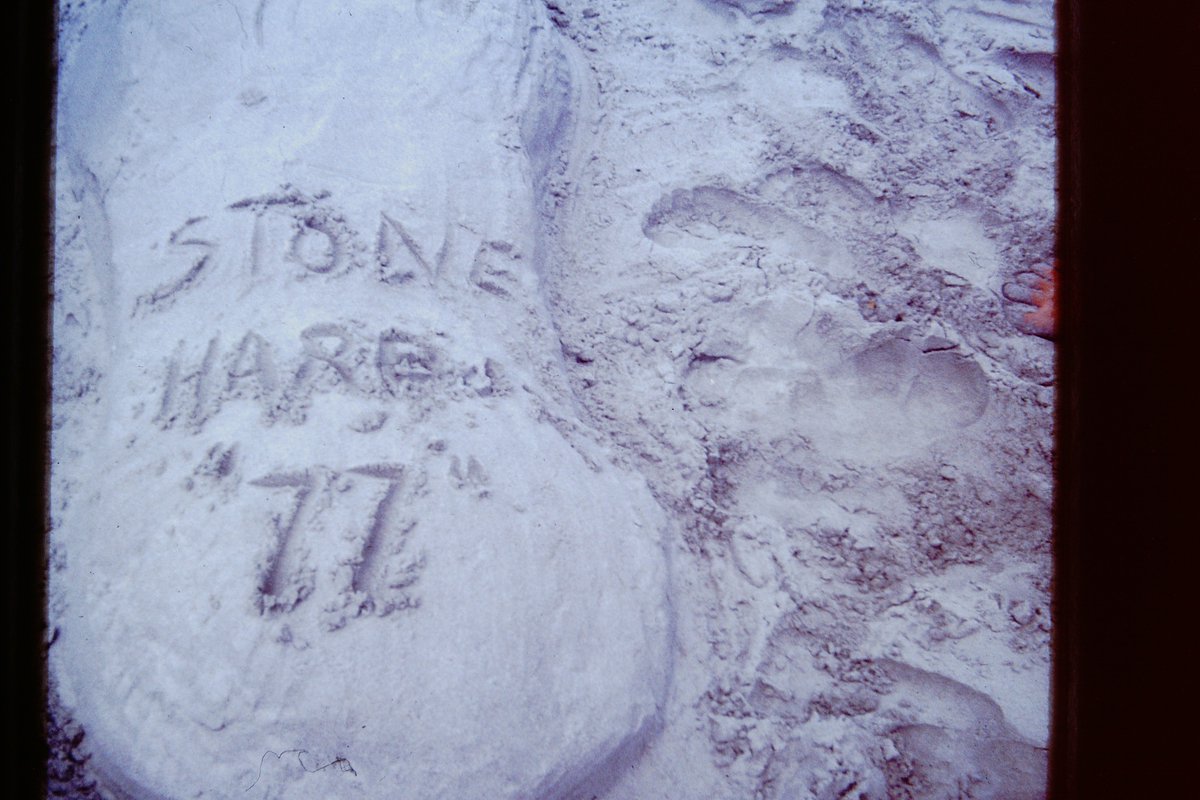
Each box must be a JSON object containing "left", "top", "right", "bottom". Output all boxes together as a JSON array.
[{"left": 49, "top": 1, "right": 1055, "bottom": 798}]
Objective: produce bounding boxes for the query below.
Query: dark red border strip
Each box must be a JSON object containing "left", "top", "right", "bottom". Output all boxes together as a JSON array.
[{"left": 1054, "top": 1, "right": 1197, "bottom": 797}]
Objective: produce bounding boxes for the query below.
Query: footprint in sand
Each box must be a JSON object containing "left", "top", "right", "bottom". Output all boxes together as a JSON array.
[
  {"left": 643, "top": 184, "right": 990, "bottom": 466},
  {"left": 684, "top": 318, "right": 990, "bottom": 464},
  {"left": 848, "top": 335, "right": 990, "bottom": 429}
]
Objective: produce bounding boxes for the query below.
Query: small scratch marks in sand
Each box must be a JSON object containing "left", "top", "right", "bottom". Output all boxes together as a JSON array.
[
  {"left": 245, "top": 749, "right": 357, "bottom": 792},
  {"left": 254, "top": 0, "right": 270, "bottom": 47}
]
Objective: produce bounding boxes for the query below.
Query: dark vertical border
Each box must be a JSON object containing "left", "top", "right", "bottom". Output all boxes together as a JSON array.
[
  {"left": 4, "top": 0, "right": 54, "bottom": 797},
  {"left": 1051, "top": 2, "right": 1079, "bottom": 797},
  {"left": 1055, "top": 1, "right": 1197, "bottom": 797}
]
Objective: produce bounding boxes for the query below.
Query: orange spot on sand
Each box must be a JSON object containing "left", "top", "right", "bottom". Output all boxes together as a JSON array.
[{"left": 1023, "top": 262, "right": 1056, "bottom": 337}]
